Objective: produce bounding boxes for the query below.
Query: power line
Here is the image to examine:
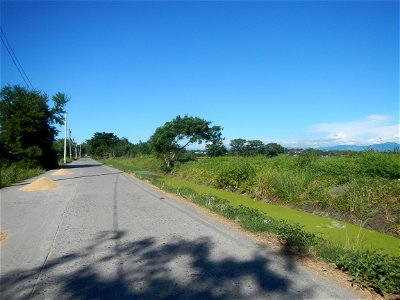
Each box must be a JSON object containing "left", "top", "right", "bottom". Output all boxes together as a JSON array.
[{"left": 0, "top": 27, "right": 34, "bottom": 89}]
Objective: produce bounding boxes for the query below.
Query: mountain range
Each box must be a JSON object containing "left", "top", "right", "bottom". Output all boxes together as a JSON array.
[{"left": 318, "top": 142, "right": 399, "bottom": 152}]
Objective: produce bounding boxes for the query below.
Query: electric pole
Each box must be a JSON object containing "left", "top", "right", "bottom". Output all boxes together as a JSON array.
[
  {"left": 74, "top": 139, "right": 77, "bottom": 159},
  {"left": 64, "top": 113, "right": 67, "bottom": 164},
  {"left": 69, "top": 129, "right": 72, "bottom": 160}
]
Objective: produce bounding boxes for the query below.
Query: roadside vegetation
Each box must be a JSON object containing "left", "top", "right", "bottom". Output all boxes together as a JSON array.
[
  {"left": 172, "top": 152, "right": 400, "bottom": 237},
  {"left": 0, "top": 163, "right": 45, "bottom": 188},
  {"left": 0, "top": 85, "right": 68, "bottom": 188}
]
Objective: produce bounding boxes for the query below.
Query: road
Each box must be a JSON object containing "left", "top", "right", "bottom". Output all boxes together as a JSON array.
[{"left": 1, "top": 158, "right": 358, "bottom": 299}]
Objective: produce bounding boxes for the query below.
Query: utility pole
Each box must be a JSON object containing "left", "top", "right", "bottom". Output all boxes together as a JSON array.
[
  {"left": 64, "top": 113, "right": 67, "bottom": 164},
  {"left": 69, "top": 129, "right": 72, "bottom": 160},
  {"left": 79, "top": 144, "right": 82, "bottom": 158},
  {"left": 74, "top": 139, "right": 77, "bottom": 159}
]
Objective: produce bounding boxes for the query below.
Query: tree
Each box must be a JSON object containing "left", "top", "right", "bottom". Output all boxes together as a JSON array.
[
  {"left": 114, "top": 137, "right": 134, "bottom": 157},
  {"left": 206, "top": 140, "right": 227, "bottom": 157},
  {"left": 86, "top": 132, "right": 120, "bottom": 158},
  {"left": 246, "top": 140, "right": 264, "bottom": 156},
  {"left": 264, "top": 143, "right": 285, "bottom": 157},
  {"left": 230, "top": 138, "right": 247, "bottom": 156},
  {"left": 0, "top": 85, "right": 68, "bottom": 169},
  {"left": 52, "top": 138, "right": 65, "bottom": 160},
  {"left": 150, "top": 115, "right": 223, "bottom": 170}
]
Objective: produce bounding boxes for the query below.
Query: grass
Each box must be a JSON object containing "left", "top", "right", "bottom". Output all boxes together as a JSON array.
[
  {"left": 0, "top": 163, "right": 45, "bottom": 188},
  {"left": 172, "top": 153, "right": 400, "bottom": 237}
]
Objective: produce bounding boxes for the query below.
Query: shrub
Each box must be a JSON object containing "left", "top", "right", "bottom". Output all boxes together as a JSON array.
[
  {"left": 355, "top": 151, "right": 400, "bottom": 179},
  {"left": 336, "top": 177, "right": 400, "bottom": 223},
  {"left": 335, "top": 250, "right": 400, "bottom": 295},
  {"left": 216, "top": 161, "right": 255, "bottom": 191},
  {"left": 0, "top": 163, "right": 44, "bottom": 188},
  {"left": 275, "top": 220, "right": 318, "bottom": 253}
]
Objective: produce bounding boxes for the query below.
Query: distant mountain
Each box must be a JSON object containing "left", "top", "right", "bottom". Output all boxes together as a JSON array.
[{"left": 319, "top": 142, "right": 399, "bottom": 152}]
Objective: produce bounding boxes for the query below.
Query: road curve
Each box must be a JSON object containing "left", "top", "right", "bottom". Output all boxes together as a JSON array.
[{"left": 1, "top": 158, "right": 358, "bottom": 299}]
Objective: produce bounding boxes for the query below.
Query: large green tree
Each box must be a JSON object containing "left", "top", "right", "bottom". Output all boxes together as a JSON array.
[
  {"left": 86, "top": 132, "right": 120, "bottom": 158},
  {"left": 246, "top": 139, "right": 264, "bottom": 156},
  {"left": 206, "top": 140, "right": 227, "bottom": 157},
  {"left": 230, "top": 138, "right": 247, "bottom": 156},
  {"left": 264, "top": 142, "right": 285, "bottom": 157},
  {"left": 0, "top": 85, "right": 68, "bottom": 169},
  {"left": 150, "top": 115, "right": 223, "bottom": 170}
]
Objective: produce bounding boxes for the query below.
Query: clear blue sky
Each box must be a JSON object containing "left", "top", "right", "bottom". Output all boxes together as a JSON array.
[{"left": 1, "top": 1, "right": 399, "bottom": 148}]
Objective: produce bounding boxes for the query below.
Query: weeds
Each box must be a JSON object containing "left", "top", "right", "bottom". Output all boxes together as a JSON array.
[
  {"left": 1, "top": 163, "right": 44, "bottom": 188},
  {"left": 335, "top": 250, "right": 400, "bottom": 296},
  {"left": 171, "top": 153, "right": 400, "bottom": 236},
  {"left": 215, "top": 161, "right": 255, "bottom": 191}
]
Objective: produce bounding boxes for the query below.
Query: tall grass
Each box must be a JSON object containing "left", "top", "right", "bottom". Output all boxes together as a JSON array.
[
  {"left": 104, "top": 155, "right": 163, "bottom": 174},
  {"left": 172, "top": 152, "right": 400, "bottom": 236},
  {"left": 1, "top": 163, "right": 44, "bottom": 188}
]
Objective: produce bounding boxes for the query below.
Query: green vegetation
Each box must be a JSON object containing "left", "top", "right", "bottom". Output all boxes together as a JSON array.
[
  {"left": 335, "top": 250, "right": 400, "bottom": 295},
  {"left": 86, "top": 132, "right": 151, "bottom": 159},
  {"left": 172, "top": 153, "right": 400, "bottom": 237},
  {"left": 106, "top": 152, "right": 400, "bottom": 295},
  {"left": 0, "top": 85, "right": 69, "bottom": 187},
  {"left": 149, "top": 115, "right": 222, "bottom": 170},
  {"left": 230, "top": 138, "right": 285, "bottom": 157},
  {"left": 0, "top": 163, "right": 45, "bottom": 188}
]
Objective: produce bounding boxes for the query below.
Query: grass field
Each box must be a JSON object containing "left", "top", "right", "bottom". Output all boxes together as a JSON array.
[{"left": 172, "top": 153, "right": 400, "bottom": 237}]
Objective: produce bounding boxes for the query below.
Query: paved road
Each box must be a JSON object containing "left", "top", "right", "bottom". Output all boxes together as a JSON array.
[{"left": 1, "top": 158, "right": 357, "bottom": 299}]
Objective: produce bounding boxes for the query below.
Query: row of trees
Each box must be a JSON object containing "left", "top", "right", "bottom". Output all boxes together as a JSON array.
[
  {"left": 230, "top": 139, "right": 285, "bottom": 157},
  {"left": 86, "top": 116, "right": 286, "bottom": 171},
  {"left": 0, "top": 85, "right": 69, "bottom": 169},
  {"left": 85, "top": 132, "right": 151, "bottom": 159}
]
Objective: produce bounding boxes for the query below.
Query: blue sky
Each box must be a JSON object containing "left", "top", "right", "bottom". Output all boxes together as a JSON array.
[{"left": 1, "top": 1, "right": 399, "bottom": 148}]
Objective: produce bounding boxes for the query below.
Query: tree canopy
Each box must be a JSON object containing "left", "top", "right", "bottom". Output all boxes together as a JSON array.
[
  {"left": 230, "top": 138, "right": 247, "bottom": 156},
  {"left": 150, "top": 115, "right": 223, "bottom": 170},
  {"left": 206, "top": 140, "right": 227, "bottom": 157},
  {"left": 86, "top": 132, "right": 121, "bottom": 158},
  {"left": 0, "top": 85, "right": 68, "bottom": 169},
  {"left": 86, "top": 132, "right": 153, "bottom": 159},
  {"left": 264, "top": 142, "right": 285, "bottom": 157},
  {"left": 229, "top": 138, "right": 285, "bottom": 157}
]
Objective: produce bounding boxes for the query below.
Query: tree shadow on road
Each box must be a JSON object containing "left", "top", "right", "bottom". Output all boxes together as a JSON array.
[
  {"left": 63, "top": 163, "right": 102, "bottom": 169},
  {"left": 1, "top": 230, "right": 318, "bottom": 299}
]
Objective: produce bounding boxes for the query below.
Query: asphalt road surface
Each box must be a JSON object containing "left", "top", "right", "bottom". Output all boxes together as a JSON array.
[{"left": 1, "top": 158, "right": 358, "bottom": 299}]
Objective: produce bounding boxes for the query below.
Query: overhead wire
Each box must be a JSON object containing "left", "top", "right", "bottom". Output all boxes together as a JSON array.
[{"left": 0, "top": 27, "right": 34, "bottom": 89}]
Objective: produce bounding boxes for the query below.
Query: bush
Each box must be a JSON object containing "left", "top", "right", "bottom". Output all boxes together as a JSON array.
[
  {"left": 275, "top": 220, "right": 317, "bottom": 253},
  {"left": 216, "top": 162, "right": 255, "bottom": 191},
  {"left": 0, "top": 163, "right": 44, "bottom": 188},
  {"left": 355, "top": 151, "right": 400, "bottom": 179},
  {"left": 336, "top": 250, "right": 400, "bottom": 295},
  {"left": 336, "top": 177, "right": 400, "bottom": 223}
]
